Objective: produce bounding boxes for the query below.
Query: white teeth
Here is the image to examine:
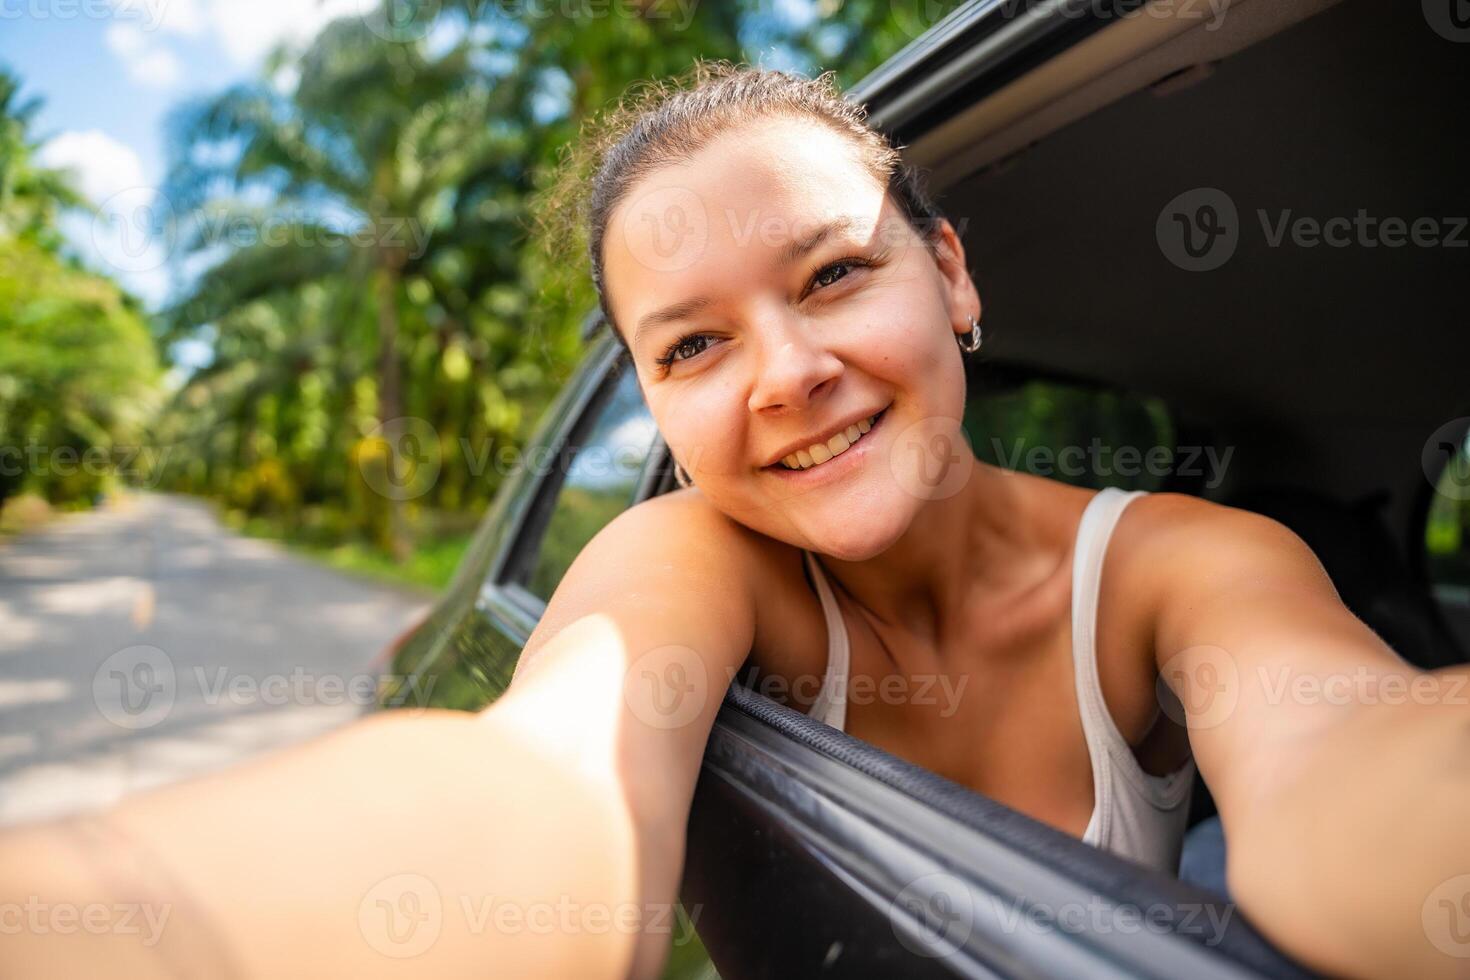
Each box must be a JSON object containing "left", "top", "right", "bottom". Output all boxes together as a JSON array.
[{"left": 777, "top": 411, "right": 882, "bottom": 471}]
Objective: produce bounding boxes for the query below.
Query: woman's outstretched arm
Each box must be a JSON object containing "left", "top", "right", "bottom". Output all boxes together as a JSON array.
[
  {"left": 1145, "top": 494, "right": 1470, "bottom": 979},
  {"left": 0, "top": 491, "right": 761, "bottom": 979}
]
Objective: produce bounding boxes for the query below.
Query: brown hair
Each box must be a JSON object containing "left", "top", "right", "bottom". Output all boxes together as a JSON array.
[{"left": 533, "top": 59, "right": 947, "bottom": 348}]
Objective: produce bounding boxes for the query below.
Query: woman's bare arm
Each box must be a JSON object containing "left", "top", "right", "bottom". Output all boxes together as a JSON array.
[
  {"left": 1145, "top": 495, "right": 1470, "bottom": 979},
  {"left": 0, "top": 491, "right": 761, "bottom": 979}
]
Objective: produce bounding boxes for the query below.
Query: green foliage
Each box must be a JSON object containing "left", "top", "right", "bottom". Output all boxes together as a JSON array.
[{"left": 0, "top": 70, "right": 162, "bottom": 511}]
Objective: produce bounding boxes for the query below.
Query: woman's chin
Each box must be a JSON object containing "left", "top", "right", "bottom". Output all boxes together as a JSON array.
[{"left": 801, "top": 510, "right": 909, "bottom": 562}]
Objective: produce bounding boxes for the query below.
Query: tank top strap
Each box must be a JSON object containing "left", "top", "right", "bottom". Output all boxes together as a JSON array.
[
  {"left": 1072, "top": 487, "right": 1193, "bottom": 847},
  {"left": 802, "top": 550, "right": 850, "bottom": 731}
]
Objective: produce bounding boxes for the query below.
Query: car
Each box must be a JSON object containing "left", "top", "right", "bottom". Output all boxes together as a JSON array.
[{"left": 379, "top": 0, "right": 1470, "bottom": 976}]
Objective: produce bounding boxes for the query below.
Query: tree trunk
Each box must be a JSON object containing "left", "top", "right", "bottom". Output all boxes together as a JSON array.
[{"left": 376, "top": 258, "right": 410, "bottom": 564}]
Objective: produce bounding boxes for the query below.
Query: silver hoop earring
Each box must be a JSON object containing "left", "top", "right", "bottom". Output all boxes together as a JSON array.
[
  {"left": 673, "top": 460, "right": 692, "bottom": 489},
  {"left": 958, "top": 314, "right": 983, "bottom": 353}
]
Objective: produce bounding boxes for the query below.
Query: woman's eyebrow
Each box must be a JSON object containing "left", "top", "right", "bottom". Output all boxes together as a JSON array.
[
  {"left": 778, "top": 215, "right": 862, "bottom": 266},
  {"left": 634, "top": 296, "right": 713, "bottom": 350}
]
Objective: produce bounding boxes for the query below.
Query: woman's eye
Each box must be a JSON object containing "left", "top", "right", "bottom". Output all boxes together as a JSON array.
[
  {"left": 658, "top": 334, "right": 711, "bottom": 367},
  {"left": 811, "top": 256, "right": 869, "bottom": 292},
  {"left": 814, "top": 262, "right": 853, "bottom": 289}
]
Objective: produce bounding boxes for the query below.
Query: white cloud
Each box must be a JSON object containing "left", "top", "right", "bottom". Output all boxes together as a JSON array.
[
  {"left": 36, "top": 130, "right": 148, "bottom": 206},
  {"left": 106, "top": 0, "right": 363, "bottom": 76},
  {"left": 105, "top": 23, "right": 183, "bottom": 88},
  {"left": 202, "top": 0, "right": 363, "bottom": 66}
]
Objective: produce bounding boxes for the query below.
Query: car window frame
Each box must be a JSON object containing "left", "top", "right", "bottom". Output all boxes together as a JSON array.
[{"left": 489, "top": 339, "right": 667, "bottom": 635}]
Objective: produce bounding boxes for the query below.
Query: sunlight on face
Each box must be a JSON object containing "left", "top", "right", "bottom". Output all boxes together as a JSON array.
[{"left": 603, "top": 116, "right": 975, "bottom": 560}]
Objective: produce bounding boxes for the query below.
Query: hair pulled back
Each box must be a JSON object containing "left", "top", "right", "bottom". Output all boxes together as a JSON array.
[{"left": 534, "top": 59, "right": 947, "bottom": 346}]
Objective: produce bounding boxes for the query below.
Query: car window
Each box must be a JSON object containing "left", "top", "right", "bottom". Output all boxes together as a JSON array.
[
  {"left": 1425, "top": 422, "right": 1470, "bottom": 657},
  {"left": 963, "top": 373, "right": 1180, "bottom": 492},
  {"left": 510, "top": 358, "right": 660, "bottom": 603}
]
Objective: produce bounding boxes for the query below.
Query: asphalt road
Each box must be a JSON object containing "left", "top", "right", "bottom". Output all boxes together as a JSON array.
[{"left": 0, "top": 494, "right": 431, "bottom": 828}]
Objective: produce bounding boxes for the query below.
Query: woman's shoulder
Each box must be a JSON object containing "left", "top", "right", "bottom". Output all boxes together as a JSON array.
[
  {"left": 612, "top": 488, "right": 811, "bottom": 603},
  {"left": 1104, "top": 488, "right": 1325, "bottom": 629},
  {"left": 620, "top": 488, "right": 830, "bottom": 693}
]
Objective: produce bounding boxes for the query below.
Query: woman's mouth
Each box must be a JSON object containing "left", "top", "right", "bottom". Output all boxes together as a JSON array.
[{"left": 764, "top": 406, "right": 889, "bottom": 481}]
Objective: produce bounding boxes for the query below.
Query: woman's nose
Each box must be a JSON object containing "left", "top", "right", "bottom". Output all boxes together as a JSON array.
[{"left": 745, "top": 317, "right": 844, "bottom": 414}]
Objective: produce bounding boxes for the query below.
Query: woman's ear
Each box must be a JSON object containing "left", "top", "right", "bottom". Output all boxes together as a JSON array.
[{"left": 930, "top": 217, "right": 982, "bottom": 337}]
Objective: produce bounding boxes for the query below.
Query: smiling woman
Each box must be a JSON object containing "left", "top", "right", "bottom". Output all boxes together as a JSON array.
[{"left": 5, "top": 56, "right": 1469, "bottom": 980}]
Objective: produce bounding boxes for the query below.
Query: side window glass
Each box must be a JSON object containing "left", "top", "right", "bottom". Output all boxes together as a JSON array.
[
  {"left": 963, "top": 376, "right": 1179, "bottom": 492},
  {"left": 513, "top": 360, "right": 659, "bottom": 602},
  {"left": 1426, "top": 423, "right": 1470, "bottom": 658}
]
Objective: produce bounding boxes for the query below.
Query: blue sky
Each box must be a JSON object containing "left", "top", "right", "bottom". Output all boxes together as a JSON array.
[{"left": 0, "top": 0, "right": 371, "bottom": 309}]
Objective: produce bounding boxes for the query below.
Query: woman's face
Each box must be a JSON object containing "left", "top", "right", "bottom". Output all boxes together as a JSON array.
[{"left": 602, "top": 116, "right": 981, "bottom": 561}]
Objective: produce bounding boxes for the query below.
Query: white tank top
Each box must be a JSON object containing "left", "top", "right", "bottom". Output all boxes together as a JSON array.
[{"left": 800, "top": 486, "right": 1196, "bottom": 874}]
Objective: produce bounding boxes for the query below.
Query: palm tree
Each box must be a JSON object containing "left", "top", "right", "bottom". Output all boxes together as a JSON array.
[
  {"left": 163, "top": 17, "right": 517, "bottom": 558},
  {"left": 0, "top": 70, "right": 83, "bottom": 252}
]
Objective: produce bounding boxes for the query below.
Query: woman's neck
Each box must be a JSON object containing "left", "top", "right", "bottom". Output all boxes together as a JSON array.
[{"left": 815, "top": 459, "right": 1052, "bottom": 654}]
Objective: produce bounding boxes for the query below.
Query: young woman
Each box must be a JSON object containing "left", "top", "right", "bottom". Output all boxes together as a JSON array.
[{"left": 3, "top": 63, "right": 1467, "bottom": 980}]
